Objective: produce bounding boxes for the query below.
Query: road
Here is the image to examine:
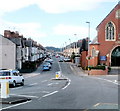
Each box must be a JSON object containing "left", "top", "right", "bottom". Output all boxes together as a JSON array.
[{"left": 1, "top": 57, "right": 119, "bottom": 110}]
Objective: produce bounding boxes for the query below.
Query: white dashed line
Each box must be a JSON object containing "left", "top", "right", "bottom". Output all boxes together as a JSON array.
[
  {"left": 40, "top": 91, "right": 58, "bottom": 99},
  {"left": 47, "top": 83, "right": 59, "bottom": 86}
]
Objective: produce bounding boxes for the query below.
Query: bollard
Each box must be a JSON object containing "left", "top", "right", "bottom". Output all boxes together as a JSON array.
[
  {"left": 1, "top": 79, "right": 9, "bottom": 98},
  {"left": 55, "top": 71, "right": 61, "bottom": 79}
]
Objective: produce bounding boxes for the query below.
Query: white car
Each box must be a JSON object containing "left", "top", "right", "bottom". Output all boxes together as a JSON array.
[{"left": 0, "top": 69, "right": 24, "bottom": 87}]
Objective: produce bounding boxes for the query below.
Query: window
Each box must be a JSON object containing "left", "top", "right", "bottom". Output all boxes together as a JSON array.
[
  {"left": 91, "top": 47, "right": 96, "bottom": 57},
  {"left": 0, "top": 72, "right": 10, "bottom": 76},
  {"left": 119, "top": 34, "right": 120, "bottom": 40},
  {"left": 13, "top": 72, "right": 18, "bottom": 76},
  {"left": 105, "top": 22, "right": 115, "bottom": 41},
  {"left": 116, "top": 9, "right": 120, "bottom": 19}
]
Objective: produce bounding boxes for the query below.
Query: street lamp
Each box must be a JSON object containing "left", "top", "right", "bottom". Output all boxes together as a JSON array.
[
  {"left": 86, "top": 21, "right": 90, "bottom": 75},
  {"left": 74, "top": 34, "right": 78, "bottom": 54},
  {"left": 65, "top": 42, "right": 67, "bottom": 57}
]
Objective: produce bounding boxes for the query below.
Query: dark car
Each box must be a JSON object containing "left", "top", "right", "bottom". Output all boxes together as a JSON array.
[{"left": 59, "top": 59, "right": 64, "bottom": 62}]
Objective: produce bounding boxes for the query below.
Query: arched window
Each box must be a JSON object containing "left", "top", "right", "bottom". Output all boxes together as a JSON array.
[{"left": 105, "top": 22, "right": 115, "bottom": 41}]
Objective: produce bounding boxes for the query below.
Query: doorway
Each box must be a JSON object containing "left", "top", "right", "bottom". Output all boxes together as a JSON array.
[{"left": 111, "top": 46, "right": 120, "bottom": 66}]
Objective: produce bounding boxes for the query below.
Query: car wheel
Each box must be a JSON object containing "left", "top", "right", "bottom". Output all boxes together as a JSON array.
[
  {"left": 21, "top": 80, "right": 24, "bottom": 86},
  {"left": 12, "top": 81, "right": 16, "bottom": 87}
]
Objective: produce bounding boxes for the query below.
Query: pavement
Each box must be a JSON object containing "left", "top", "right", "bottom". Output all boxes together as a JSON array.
[
  {"left": 0, "top": 96, "right": 31, "bottom": 104},
  {"left": 68, "top": 62, "right": 88, "bottom": 76}
]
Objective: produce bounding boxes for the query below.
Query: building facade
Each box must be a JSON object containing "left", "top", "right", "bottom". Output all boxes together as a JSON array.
[
  {"left": 0, "top": 35, "right": 16, "bottom": 69},
  {"left": 89, "top": 2, "right": 120, "bottom": 68},
  {"left": 0, "top": 30, "right": 46, "bottom": 72}
]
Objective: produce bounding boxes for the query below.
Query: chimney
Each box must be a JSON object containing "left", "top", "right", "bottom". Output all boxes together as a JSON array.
[
  {"left": 15, "top": 31, "right": 19, "bottom": 38},
  {"left": 4, "top": 30, "right": 11, "bottom": 38}
]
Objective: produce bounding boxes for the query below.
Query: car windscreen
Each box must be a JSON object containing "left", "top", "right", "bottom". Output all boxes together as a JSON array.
[{"left": 0, "top": 72, "right": 10, "bottom": 76}]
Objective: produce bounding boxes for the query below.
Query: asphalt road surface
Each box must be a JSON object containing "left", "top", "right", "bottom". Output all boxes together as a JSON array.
[{"left": 1, "top": 57, "right": 119, "bottom": 111}]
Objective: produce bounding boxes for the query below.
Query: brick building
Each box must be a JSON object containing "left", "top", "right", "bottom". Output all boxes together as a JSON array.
[{"left": 89, "top": 2, "right": 120, "bottom": 68}]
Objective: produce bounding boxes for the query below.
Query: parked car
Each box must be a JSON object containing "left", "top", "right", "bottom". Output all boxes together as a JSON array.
[
  {"left": 59, "top": 59, "right": 64, "bottom": 62},
  {"left": 44, "top": 58, "right": 53, "bottom": 65},
  {"left": 42, "top": 64, "right": 50, "bottom": 71},
  {"left": 0, "top": 69, "right": 24, "bottom": 87},
  {"left": 64, "top": 57, "right": 71, "bottom": 62},
  {"left": 45, "top": 62, "right": 51, "bottom": 69}
]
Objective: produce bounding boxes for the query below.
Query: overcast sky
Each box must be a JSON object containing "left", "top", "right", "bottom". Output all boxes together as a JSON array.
[{"left": 0, "top": 0, "right": 119, "bottom": 47}]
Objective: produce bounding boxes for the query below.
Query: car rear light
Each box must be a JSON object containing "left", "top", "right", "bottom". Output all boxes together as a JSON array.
[{"left": 6, "top": 77, "right": 12, "bottom": 79}]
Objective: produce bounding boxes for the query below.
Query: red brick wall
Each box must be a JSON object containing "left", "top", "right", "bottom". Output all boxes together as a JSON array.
[
  {"left": 89, "top": 69, "right": 108, "bottom": 75},
  {"left": 89, "top": 44, "right": 99, "bottom": 67},
  {"left": 97, "top": 3, "right": 120, "bottom": 65},
  {"left": 81, "top": 51, "right": 88, "bottom": 69}
]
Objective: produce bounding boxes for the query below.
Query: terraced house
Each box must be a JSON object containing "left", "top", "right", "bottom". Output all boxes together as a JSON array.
[{"left": 0, "top": 30, "right": 46, "bottom": 72}]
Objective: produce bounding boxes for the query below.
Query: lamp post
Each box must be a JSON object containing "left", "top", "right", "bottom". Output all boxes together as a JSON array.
[
  {"left": 65, "top": 42, "right": 67, "bottom": 57},
  {"left": 86, "top": 21, "right": 90, "bottom": 75},
  {"left": 74, "top": 34, "right": 77, "bottom": 54}
]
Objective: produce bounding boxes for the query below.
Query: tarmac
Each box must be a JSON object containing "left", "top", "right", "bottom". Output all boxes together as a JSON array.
[{"left": 0, "top": 62, "right": 118, "bottom": 105}]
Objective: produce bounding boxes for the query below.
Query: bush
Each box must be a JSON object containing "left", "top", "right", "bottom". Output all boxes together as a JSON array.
[
  {"left": 86, "top": 65, "right": 106, "bottom": 70},
  {"left": 108, "top": 67, "right": 111, "bottom": 72}
]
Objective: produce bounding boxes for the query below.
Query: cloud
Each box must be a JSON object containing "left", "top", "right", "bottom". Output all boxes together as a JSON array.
[
  {"left": 53, "top": 24, "right": 97, "bottom": 39},
  {"left": 0, "top": 0, "right": 118, "bottom": 15},
  {"left": 0, "top": 20, "right": 47, "bottom": 42},
  {"left": 0, "top": 0, "right": 36, "bottom": 15},
  {"left": 36, "top": 0, "right": 118, "bottom": 14}
]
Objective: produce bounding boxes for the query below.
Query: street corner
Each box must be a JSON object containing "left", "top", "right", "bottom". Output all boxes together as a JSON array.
[{"left": 0, "top": 96, "right": 31, "bottom": 104}]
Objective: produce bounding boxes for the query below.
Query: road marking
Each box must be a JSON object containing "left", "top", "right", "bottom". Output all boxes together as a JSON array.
[
  {"left": 41, "top": 80, "right": 48, "bottom": 83},
  {"left": 47, "top": 83, "right": 59, "bottom": 86},
  {"left": 70, "top": 65, "right": 74, "bottom": 71},
  {"left": 11, "top": 86, "right": 23, "bottom": 90},
  {"left": 1, "top": 100, "right": 32, "bottom": 110},
  {"left": 90, "top": 76, "right": 119, "bottom": 85},
  {"left": 62, "top": 79, "right": 71, "bottom": 90},
  {"left": 42, "top": 91, "right": 50, "bottom": 93},
  {"left": 10, "top": 94, "right": 38, "bottom": 98},
  {"left": 58, "top": 62, "right": 62, "bottom": 72},
  {"left": 58, "top": 61, "right": 71, "bottom": 90},
  {"left": 29, "top": 83, "right": 38, "bottom": 86},
  {"left": 39, "top": 91, "right": 58, "bottom": 99},
  {"left": 93, "top": 103, "right": 118, "bottom": 109},
  {"left": 94, "top": 103, "right": 100, "bottom": 107},
  {"left": 24, "top": 74, "right": 39, "bottom": 78}
]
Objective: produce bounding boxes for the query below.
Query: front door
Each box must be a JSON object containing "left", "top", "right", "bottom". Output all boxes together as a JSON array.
[{"left": 111, "top": 46, "right": 120, "bottom": 66}]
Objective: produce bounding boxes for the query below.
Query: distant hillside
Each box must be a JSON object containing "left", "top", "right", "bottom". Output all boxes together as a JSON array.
[{"left": 45, "top": 46, "right": 61, "bottom": 52}]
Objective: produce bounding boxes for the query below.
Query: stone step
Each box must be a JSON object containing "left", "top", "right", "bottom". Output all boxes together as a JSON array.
[{"left": 109, "top": 67, "right": 120, "bottom": 75}]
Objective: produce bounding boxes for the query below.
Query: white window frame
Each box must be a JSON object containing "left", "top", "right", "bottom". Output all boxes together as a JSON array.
[{"left": 105, "top": 21, "right": 116, "bottom": 41}]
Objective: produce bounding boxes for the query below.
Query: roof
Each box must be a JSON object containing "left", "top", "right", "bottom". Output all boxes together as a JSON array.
[
  {"left": 90, "top": 36, "right": 100, "bottom": 45},
  {"left": 96, "top": 2, "right": 120, "bottom": 29}
]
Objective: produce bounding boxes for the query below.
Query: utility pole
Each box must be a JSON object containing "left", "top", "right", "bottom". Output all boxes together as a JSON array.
[{"left": 86, "top": 21, "right": 90, "bottom": 75}]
